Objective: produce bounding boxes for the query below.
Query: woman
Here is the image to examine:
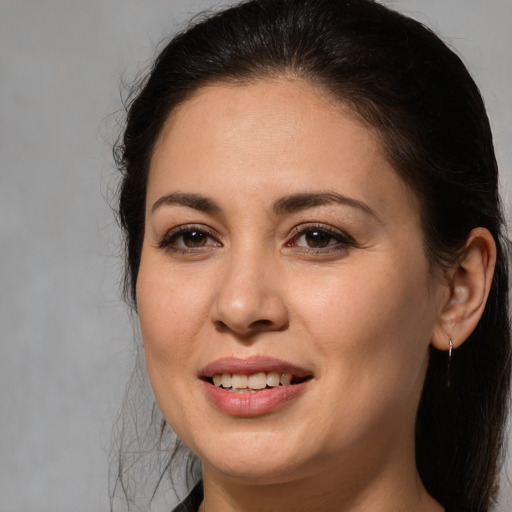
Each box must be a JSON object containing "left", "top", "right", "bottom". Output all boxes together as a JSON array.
[{"left": 111, "top": 1, "right": 511, "bottom": 511}]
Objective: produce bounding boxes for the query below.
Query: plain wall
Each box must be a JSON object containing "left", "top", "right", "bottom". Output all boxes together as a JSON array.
[{"left": 1, "top": 1, "right": 510, "bottom": 511}]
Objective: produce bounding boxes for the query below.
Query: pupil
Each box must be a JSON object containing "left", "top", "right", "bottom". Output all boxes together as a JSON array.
[
  {"left": 305, "top": 230, "right": 330, "bottom": 248},
  {"left": 184, "top": 231, "right": 206, "bottom": 247}
]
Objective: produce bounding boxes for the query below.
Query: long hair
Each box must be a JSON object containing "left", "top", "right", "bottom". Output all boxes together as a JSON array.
[{"left": 112, "top": 1, "right": 511, "bottom": 510}]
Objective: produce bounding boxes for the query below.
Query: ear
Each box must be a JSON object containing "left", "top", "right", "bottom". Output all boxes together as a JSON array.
[{"left": 431, "top": 227, "right": 496, "bottom": 352}]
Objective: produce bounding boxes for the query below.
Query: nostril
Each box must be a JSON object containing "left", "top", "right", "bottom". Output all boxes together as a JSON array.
[
  {"left": 248, "top": 318, "right": 289, "bottom": 332},
  {"left": 249, "top": 319, "right": 273, "bottom": 328},
  {"left": 213, "top": 317, "right": 288, "bottom": 335},
  {"left": 213, "top": 320, "right": 229, "bottom": 333}
]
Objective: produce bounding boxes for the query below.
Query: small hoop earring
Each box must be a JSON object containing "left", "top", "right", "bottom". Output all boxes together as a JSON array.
[{"left": 447, "top": 338, "right": 454, "bottom": 388}]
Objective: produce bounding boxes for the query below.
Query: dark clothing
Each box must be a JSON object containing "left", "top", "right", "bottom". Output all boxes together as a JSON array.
[
  {"left": 172, "top": 482, "right": 203, "bottom": 512},
  {"left": 171, "top": 482, "right": 472, "bottom": 512}
]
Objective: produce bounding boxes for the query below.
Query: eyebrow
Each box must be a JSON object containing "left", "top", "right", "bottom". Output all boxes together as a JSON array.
[
  {"left": 151, "top": 192, "right": 221, "bottom": 214},
  {"left": 151, "top": 190, "right": 378, "bottom": 220},
  {"left": 272, "top": 192, "right": 379, "bottom": 220}
]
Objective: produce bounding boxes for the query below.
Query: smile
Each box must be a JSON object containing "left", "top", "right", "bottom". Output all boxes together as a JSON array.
[
  {"left": 200, "top": 357, "right": 314, "bottom": 415},
  {"left": 206, "top": 372, "right": 310, "bottom": 392}
]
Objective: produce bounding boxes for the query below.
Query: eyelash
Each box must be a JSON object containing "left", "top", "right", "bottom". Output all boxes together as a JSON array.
[
  {"left": 158, "top": 225, "right": 221, "bottom": 253},
  {"left": 286, "top": 224, "right": 355, "bottom": 254},
  {"left": 158, "top": 223, "right": 355, "bottom": 255}
]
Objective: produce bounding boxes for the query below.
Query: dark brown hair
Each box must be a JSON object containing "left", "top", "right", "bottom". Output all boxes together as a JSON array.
[{"left": 113, "top": 1, "right": 511, "bottom": 510}]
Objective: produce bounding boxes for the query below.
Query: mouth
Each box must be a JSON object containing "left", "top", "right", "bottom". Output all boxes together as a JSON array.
[
  {"left": 202, "top": 372, "right": 312, "bottom": 393},
  {"left": 199, "top": 357, "right": 313, "bottom": 416}
]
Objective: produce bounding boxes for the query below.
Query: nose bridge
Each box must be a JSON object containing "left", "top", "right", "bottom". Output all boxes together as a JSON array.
[{"left": 211, "top": 236, "right": 288, "bottom": 335}]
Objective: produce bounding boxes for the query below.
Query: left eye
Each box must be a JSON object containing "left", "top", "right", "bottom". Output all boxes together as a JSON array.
[
  {"left": 288, "top": 226, "right": 353, "bottom": 250},
  {"left": 179, "top": 229, "right": 209, "bottom": 247},
  {"left": 299, "top": 229, "right": 337, "bottom": 248}
]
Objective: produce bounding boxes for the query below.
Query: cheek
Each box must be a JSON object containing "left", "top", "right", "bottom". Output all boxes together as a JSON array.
[
  {"left": 135, "top": 254, "right": 209, "bottom": 402},
  {"left": 137, "top": 254, "right": 208, "bottom": 351},
  {"left": 298, "top": 258, "right": 430, "bottom": 329},
  {"left": 287, "top": 259, "right": 434, "bottom": 451},
  {"left": 135, "top": 260, "right": 210, "bottom": 441},
  {"left": 291, "top": 256, "right": 435, "bottom": 390}
]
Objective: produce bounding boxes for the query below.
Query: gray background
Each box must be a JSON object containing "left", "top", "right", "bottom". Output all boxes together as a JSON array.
[{"left": 1, "top": 1, "right": 511, "bottom": 511}]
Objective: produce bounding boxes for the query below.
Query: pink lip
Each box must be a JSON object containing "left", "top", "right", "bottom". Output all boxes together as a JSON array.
[
  {"left": 199, "top": 356, "right": 313, "bottom": 417},
  {"left": 200, "top": 356, "right": 311, "bottom": 378}
]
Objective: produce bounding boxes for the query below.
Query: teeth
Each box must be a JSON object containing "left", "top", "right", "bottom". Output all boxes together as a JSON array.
[
  {"left": 231, "top": 374, "right": 248, "bottom": 389},
  {"left": 280, "top": 373, "right": 292, "bottom": 386},
  {"left": 221, "top": 374, "right": 232, "bottom": 388},
  {"left": 266, "top": 371, "right": 281, "bottom": 387},
  {"left": 212, "top": 372, "right": 295, "bottom": 390},
  {"left": 248, "top": 372, "right": 267, "bottom": 389}
]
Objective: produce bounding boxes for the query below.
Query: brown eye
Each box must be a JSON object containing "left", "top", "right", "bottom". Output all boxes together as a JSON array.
[
  {"left": 158, "top": 225, "right": 221, "bottom": 252},
  {"left": 182, "top": 230, "right": 208, "bottom": 247},
  {"left": 304, "top": 229, "right": 333, "bottom": 248},
  {"left": 286, "top": 224, "right": 355, "bottom": 253}
]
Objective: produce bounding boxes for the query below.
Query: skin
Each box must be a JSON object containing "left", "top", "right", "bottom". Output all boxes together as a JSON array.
[{"left": 136, "top": 78, "right": 495, "bottom": 512}]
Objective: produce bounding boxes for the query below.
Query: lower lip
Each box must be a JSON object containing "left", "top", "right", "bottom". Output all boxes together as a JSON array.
[{"left": 202, "top": 380, "right": 310, "bottom": 417}]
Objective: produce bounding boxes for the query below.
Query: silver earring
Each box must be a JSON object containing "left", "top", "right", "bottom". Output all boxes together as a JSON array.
[{"left": 447, "top": 339, "right": 454, "bottom": 388}]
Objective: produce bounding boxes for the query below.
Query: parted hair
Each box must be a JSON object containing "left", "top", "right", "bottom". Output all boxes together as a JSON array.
[{"left": 113, "top": 1, "right": 511, "bottom": 510}]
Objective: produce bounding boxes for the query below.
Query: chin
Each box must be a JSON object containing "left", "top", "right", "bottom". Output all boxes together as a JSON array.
[
  {"left": 187, "top": 428, "right": 319, "bottom": 484},
  {"left": 204, "top": 455, "right": 312, "bottom": 486}
]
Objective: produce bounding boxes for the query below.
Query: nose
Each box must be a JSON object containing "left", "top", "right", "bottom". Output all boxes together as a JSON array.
[{"left": 210, "top": 249, "right": 289, "bottom": 337}]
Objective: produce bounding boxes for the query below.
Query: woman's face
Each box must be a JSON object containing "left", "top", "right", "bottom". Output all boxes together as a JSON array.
[{"left": 137, "top": 78, "right": 448, "bottom": 485}]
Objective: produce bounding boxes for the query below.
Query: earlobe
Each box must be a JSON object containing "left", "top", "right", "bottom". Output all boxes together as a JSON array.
[{"left": 431, "top": 227, "right": 496, "bottom": 352}]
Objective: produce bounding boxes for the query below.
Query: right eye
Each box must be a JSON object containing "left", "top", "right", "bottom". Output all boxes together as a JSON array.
[{"left": 158, "top": 225, "right": 221, "bottom": 252}]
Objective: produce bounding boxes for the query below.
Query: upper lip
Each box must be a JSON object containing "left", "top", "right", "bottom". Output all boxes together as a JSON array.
[{"left": 199, "top": 356, "right": 312, "bottom": 378}]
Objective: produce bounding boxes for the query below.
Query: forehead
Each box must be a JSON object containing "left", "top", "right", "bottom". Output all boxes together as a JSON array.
[
  {"left": 148, "top": 78, "right": 416, "bottom": 219},
  {"left": 154, "top": 77, "right": 376, "bottom": 154}
]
